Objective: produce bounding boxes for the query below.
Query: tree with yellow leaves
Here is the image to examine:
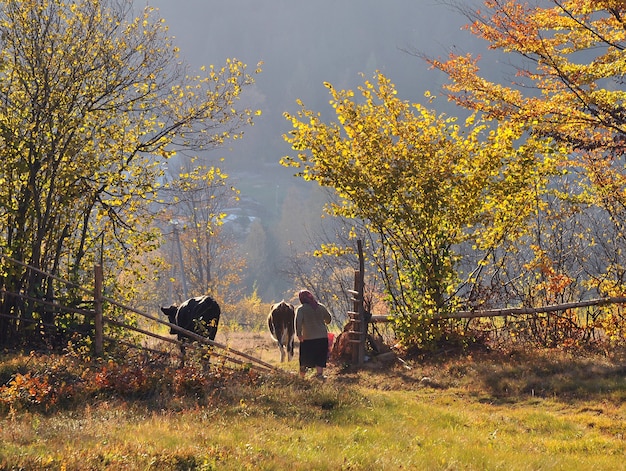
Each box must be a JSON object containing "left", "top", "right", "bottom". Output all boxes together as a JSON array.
[
  {"left": 430, "top": 0, "right": 626, "bottom": 155},
  {"left": 283, "top": 72, "right": 559, "bottom": 348},
  {"left": 0, "top": 0, "right": 260, "bottom": 345},
  {"left": 427, "top": 1, "right": 626, "bottom": 309}
]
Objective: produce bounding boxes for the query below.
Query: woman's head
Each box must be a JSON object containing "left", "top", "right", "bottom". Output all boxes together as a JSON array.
[{"left": 298, "top": 289, "right": 318, "bottom": 309}]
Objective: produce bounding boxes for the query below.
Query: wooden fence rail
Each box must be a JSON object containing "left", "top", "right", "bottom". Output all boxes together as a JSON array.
[
  {"left": 368, "top": 296, "right": 626, "bottom": 324},
  {"left": 92, "top": 269, "right": 277, "bottom": 371},
  {"left": 0, "top": 255, "right": 277, "bottom": 372},
  {"left": 5, "top": 252, "right": 626, "bottom": 370},
  {"left": 341, "top": 238, "right": 626, "bottom": 366}
]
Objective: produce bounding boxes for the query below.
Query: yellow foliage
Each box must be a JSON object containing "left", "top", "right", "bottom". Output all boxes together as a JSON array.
[
  {"left": 430, "top": 1, "right": 626, "bottom": 158},
  {"left": 283, "top": 71, "right": 558, "bottom": 330},
  {"left": 0, "top": 0, "right": 261, "bottom": 339}
]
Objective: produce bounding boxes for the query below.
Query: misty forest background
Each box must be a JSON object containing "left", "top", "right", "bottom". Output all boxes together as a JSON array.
[{"left": 144, "top": 0, "right": 489, "bottom": 314}]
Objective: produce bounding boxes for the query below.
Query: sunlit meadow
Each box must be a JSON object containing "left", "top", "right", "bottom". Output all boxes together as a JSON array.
[{"left": 1, "top": 336, "right": 625, "bottom": 470}]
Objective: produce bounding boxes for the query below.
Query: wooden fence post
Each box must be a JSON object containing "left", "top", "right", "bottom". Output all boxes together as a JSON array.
[
  {"left": 357, "top": 240, "right": 366, "bottom": 364},
  {"left": 351, "top": 271, "right": 361, "bottom": 365},
  {"left": 94, "top": 264, "right": 103, "bottom": 356},
  {"left": 348, "top": 240, "right": 366, "bottom": 366}
]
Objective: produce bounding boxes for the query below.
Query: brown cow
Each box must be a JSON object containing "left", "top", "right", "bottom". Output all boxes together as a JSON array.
[{"left": 267, "top": 300, "right": 295, "bottom": 362}]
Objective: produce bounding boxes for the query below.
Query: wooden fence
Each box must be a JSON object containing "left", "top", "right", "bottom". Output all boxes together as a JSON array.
[
  {"left": 0, "top": 254, "right": 277, "bottom": 372},
  {"left": 367, "top": 297, "right": 626, "bottom": 323},
  {"left": 344, "top": 243, "right": 626, "bottom": 365},
  {"left": 4, "top": 251, "right": 626, "bottom": 369}
]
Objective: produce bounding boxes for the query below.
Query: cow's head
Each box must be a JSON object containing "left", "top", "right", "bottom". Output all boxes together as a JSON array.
[{"left": 160, "top": 305, "right": 178, "bottom": 334}]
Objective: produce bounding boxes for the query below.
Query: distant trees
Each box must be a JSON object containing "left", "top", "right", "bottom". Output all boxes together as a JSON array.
[
  {"left": 0, "top": 0, "right": 260, "bottom": 345},
  {"left": 158, "top": 162, "right": 245, "bottom": 306}
]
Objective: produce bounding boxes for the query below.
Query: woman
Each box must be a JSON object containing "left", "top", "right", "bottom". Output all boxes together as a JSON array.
[{"left": 295, "top": 289, "right": 332, "bottom": 379}]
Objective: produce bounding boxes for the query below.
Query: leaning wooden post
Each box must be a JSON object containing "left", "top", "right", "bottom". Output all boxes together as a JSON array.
[
  {"left": 356, "top": 240, "right": 366, "bottom": 365},
  {"left": 348, "top": 240, "right": 367, "bottom": 365},
  {"left": 351, "top": 270, "right": 361, "bottom": 365},
  {"left": 94, "top": 264, "right": 104, "bottom": 356}
]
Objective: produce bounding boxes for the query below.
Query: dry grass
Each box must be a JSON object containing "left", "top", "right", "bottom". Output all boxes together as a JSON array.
[
  {"left": 333, "top": 346, "right": 626, "bottom": 400},
  {"left": 1, "top": 334, "right": 626, "bottom": 470},
  {"left": 215, "top": 329, "right": 279, "bottom": 363}
]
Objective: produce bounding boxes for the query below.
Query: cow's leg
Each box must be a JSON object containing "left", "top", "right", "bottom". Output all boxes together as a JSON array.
[
  {"left": 179, "top": 343, "right": 186, "bottom": 367},
  {"left": 287, "top": 337, "right": 294, "bottom": 361},
  {"left": 280, "top": 328, "right": 292, "bottom": 362},
  {"left": 279, "top": 343, "right": 286, "bottom": 362}
]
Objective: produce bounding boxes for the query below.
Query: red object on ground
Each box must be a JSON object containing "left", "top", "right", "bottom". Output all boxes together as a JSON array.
[{"left": 327, "top": 332, "right": 335, "bottom": 354}]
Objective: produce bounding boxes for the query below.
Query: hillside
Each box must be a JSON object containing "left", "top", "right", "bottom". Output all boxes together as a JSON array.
[{"left": 1, "top": 334, "right": 625, "bottom": 470}]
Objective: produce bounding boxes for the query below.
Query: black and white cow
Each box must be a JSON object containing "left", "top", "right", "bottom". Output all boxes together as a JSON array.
[
  {"left": 160, "top": 295, "right": 221, "bottom": 364},
  {"left": 267, "top": 300, "right": 295, "bottom": 362}
]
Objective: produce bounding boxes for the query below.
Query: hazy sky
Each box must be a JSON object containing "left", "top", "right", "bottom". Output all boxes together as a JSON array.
[
  {"left": 144, "top": 0, "right": 489, "bottom": 176},
  {"left": 145, "top": 1, "right": 474, "bottom": 95}
]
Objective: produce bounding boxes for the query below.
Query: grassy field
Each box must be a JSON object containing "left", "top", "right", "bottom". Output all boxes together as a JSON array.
[{"left": 1, "top": 332, "right": 626, "bottom": 470}]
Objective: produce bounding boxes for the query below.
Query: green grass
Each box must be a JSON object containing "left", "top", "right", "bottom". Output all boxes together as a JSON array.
[{"left": 1, "top": 346, "right": 625, "bottom": 470}]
